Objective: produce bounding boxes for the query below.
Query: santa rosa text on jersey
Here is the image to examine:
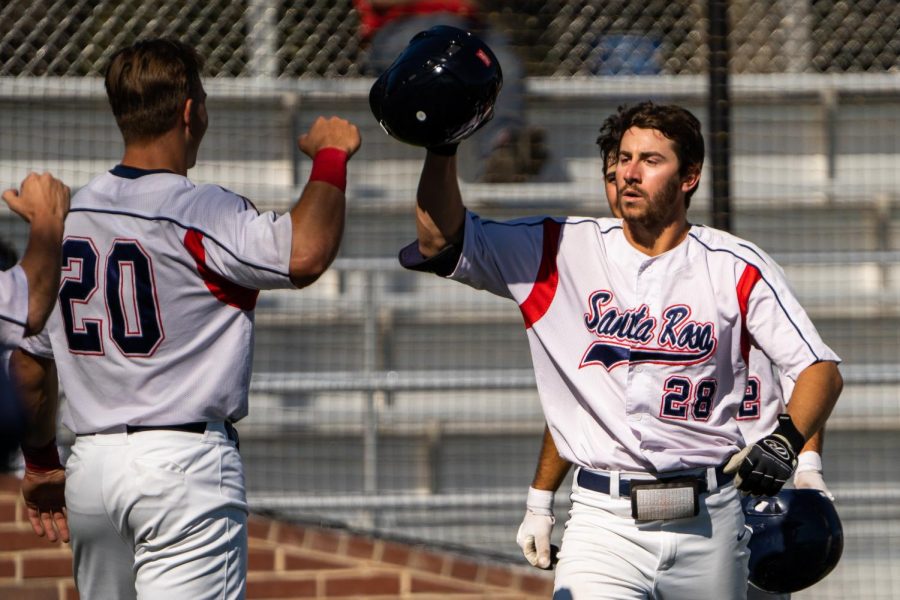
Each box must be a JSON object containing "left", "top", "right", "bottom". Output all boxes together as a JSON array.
[{"left": 581, "top": 290, "right": 717, "bottom": 370}]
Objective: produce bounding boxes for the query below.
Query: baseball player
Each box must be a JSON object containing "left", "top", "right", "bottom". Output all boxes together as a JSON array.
[
  {"left": 11, "top": 38, "right": 360, "bottom": 599},
  {"left": 1, "top": 174, "right": 69, "bottom": 462},
  {"left": 516, "top": 109, "right": 834, "bottom": 600},
  {"left": 398, "top": 101, "right": 842, "bottom": 598}
]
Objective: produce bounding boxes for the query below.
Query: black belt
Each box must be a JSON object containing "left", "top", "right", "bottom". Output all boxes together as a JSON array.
[
  {"left": 126, "top": 422, "right": 207, "bottom": 434},
  {"left": 77, "top": 421, "right": 239, "bottom": 448},
  {"left": 577, "top": 465, "right": 734, "bottom": 497}
]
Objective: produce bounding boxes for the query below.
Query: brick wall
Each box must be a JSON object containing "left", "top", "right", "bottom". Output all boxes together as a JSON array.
[{"left": 0, "top": 475, "right": 553, "bottom": 599}]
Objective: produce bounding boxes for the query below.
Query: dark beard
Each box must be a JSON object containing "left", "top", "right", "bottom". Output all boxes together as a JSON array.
[{"left": 621, "top": 175, "right": 682, "bottom": 231}]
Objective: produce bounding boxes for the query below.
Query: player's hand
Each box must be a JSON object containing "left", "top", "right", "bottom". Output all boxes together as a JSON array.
[
  {"left": 2, "top": 172, "right": 70, "bottom": 224},
  {"left": 516, "top": 510, "right": 556, "bottom": 569},
  {"left": 298, "top": 116, "right": 361, "bottom": 159},
  {"left": 516, "top": 486, "right": 558, "bottom": 569},
  {"left": 794, "top": 450, "right": 835, "bottom": 500},
  {"left": 21, "top": 467, "right": 69, "bottom": 543},
  {"left": 725, "top": 414, "right": 805, "bottom": 497}
]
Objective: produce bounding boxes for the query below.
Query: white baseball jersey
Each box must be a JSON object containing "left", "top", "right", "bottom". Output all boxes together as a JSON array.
[
  {"left": 435, "top": 212, "right": 839, "bottom": 473},
  {"left": 20, "top": 165, "right": 295, "bottom": 433},
  {"left": 738, "top": 346, "right": 796, "bottom": 445},
  {"left": 0, "top": 265, "right": 28, "bottom": 351}
]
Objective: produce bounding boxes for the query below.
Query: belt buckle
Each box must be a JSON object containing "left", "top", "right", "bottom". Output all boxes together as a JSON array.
[{"left": 630, "top": 477, "right": 700, "bottom": 522}]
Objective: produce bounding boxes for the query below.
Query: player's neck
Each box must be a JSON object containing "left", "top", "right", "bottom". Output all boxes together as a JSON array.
[
  {"left": 622, "top": 217, "right": 691, "bottom": 257},
  {"left": 121, "top": 132, "right": 189, "bottom": 176}
]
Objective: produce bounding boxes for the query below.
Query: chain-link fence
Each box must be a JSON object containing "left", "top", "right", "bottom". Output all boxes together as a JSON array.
[
  {"left": 2, "top": 0, "right": 900, "bottom": 76},
  {"left": 1, "top": 2, "right": 899, "bottom": 598}
]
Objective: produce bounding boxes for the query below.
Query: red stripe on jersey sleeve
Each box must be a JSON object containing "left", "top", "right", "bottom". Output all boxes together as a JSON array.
[
  {"left": 183, "top": 230, "right": 259, "bottom": 311},
  {"left": 736, "top": 264, "right": 763, "bottom": 364},
  {"left": 519, "top": 219, "right": 563, "bottom": 329}
]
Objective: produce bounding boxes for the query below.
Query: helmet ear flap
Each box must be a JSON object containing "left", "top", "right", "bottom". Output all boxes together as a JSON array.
[
  {"left": 369, "top": 25, "right": 503, "bottom": 148},
  {"left": 742, "top": 489, "right": 844, "bottom": 593}
]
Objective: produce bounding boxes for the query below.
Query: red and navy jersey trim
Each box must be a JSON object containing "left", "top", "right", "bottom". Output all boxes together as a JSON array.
[
  {"left": 183, "top": 230, "right": 259, "bottom": 311},
  {"left": 520, "top": 218, "right": 563, "bottom": 329}
]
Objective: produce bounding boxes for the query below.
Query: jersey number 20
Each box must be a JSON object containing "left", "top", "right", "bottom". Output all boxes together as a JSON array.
[{"left": 59, "top": 238, "right": 164, "bottom": 356}]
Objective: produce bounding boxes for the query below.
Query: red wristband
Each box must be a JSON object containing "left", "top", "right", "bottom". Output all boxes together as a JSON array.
[
  {"left": 309, "top": 147, "right": 348, "bottom": 192},
  {"left": 21, "top": 439, "right": 62, "bottom": 473}
]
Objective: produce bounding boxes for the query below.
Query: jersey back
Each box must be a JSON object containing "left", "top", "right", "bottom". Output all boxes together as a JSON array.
[{"left": 22, "top": 167, "right": 294, "bottom": 433}]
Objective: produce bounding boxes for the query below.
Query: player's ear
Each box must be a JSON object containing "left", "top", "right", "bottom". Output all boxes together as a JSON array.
[
  {"left": 182, "top": 98, "right": 193, "bottom": 130},
  {"left": 681, "top": 162, "right": 702, "bottom": 195}
]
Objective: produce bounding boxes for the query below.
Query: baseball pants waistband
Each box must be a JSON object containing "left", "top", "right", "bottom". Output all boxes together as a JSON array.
[
  {"left": 75, "top": 421, "right": 239, "bottom": 447},
  {"left": 576, "top": 465, "right": 734, "bottom": 497}
]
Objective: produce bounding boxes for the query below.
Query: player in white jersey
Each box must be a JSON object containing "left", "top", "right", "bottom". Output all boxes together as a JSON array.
[
  {"left": 0, "top": 173, "right": 69, "bottom": 464},
  {"left": 398, "top": 101, "right": 843, "bottom": 598},
  {"left": 515, "top": 109, "right": 834, "bottom": 600},
  {"left": 10, "top": 39, "right": 360, "bottom": 599}
]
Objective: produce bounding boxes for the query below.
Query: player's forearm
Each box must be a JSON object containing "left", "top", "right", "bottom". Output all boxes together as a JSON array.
[
  {"left": 785, "top": 361, "right": 842, "bottom": 441},
  {"left": 288, "top": 182, "right": 346, "bottom": 288},
  {"left": 10, "top": 349, "right": 59, "bottom": 447},
  {"left": 19, "top": 215, "right": 64, "bottom": 335},
  {"left": 531, "top": 426, "right": 572, "bottom": 492},
  {"left": 416, "top": 152, "right": 466, "bottom": 257},
  {"left": 801, "top": 428, "right": 824, "bottom": 454}
]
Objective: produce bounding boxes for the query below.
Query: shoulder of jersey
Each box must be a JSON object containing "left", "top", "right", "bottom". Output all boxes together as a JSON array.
[
  {"left": 690, "top": 224, "right": 774, "bottom": 268},
  {"left": 191, "top": 183, "right": 259, "bottom": 214}
]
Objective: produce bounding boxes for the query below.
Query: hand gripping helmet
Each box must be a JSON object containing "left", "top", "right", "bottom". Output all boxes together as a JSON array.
[
  {"left": 742, "top": 489, "right": 844, "bottom": 594},
  {"left": 369, "top": 25, "right": 502, "bottom": 148}
]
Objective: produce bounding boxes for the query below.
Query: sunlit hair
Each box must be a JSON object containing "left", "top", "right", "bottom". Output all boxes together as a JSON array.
[{"left": 105, "top": 38, "right": 204, "bottom": 144}]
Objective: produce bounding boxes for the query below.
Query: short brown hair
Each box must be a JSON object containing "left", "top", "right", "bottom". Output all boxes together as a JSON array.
[
  {"left": 618, "top": 101, "right": 705, "bottom": 206},
  {"left": 105, "top": 38, "right": 204, "bottom": 144}
]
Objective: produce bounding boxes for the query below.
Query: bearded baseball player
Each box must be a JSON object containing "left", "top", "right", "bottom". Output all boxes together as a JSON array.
[
  {"left": 516, "top": 107, "right": 834, "bottom": 600},
  {"left": 11, "top": 38, "right": 360, "bottom": 599},
  {"left": 398, "top": 100, "right": 842, "bottom": 599},
  {"left": 1, "top": 173, "right": 69, "bottom": 459}
]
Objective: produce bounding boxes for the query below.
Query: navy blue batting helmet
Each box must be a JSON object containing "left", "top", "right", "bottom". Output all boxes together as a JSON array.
[
  {"left": 742, "top": 489, "right": 844, "bottom": 594},
  {"left": 369, "top": 25, "right": 502, "bottom": 148}
]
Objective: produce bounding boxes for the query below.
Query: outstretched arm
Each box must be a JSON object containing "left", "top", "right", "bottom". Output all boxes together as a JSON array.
[{"left": 289, "top": 116, "right": 361, "bottom": 288}]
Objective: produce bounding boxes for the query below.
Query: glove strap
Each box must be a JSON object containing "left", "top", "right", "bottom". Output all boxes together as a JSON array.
[
  {"left": 774, "top": 413, "right": 806, "bottom": 453},
  {"left": 526, "top": 486, "right": 555, "bottom": 516}
]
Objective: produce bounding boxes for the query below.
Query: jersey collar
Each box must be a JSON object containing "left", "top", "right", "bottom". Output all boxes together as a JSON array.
[{"left": 110, "top": 164, "right": 176, "bottom": 179}]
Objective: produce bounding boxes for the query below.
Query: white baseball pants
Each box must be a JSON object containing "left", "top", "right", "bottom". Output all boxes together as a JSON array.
[
  {"left": 554, "top": 469, "right": 750, "bottom": 599},
  {"left": 65, "top": 422, "right": 248, "bottom": 599}
]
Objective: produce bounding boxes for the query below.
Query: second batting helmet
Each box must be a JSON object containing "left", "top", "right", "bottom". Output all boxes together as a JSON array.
[
  {"left": 742, "top": 489, "right": 844, "bottom": 594},
  {"left": 369, "top": 25, "right": 502, "bottom": 148}
]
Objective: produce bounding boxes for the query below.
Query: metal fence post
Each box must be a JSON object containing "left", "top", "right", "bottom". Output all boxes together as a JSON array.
[{"left": 247, "top": 0, "right": 279, "bottom": 78}]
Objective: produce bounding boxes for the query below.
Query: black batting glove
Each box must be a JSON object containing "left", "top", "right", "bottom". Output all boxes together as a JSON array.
[{"left": 724, "top": 414, "right": 806, "bottom": 496}]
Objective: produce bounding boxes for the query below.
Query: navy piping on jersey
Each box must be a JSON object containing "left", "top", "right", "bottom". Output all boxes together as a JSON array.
[
  {"left": 688, "top": 231, "right": 820, "bottom": 360},
  {"left": 481, "top": 216, "right": 819, "bottom": 360},
  {"left": 110, "top": 164, "right": 177, "bottom": 179},
  {"left": 0, "top": 312, "right": 26, "bottom": 328},
  {"left": 479, "top": 215, "right": 623, "bottom": 235},
  {"left": 110, "top": 166, "right": 261, "bottom": 216},
  {"left": 67, "top": 207, "right": 289, "bottom": 278}
]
